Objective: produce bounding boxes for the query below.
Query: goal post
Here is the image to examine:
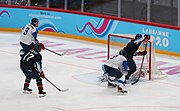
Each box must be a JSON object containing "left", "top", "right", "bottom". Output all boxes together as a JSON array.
[{"left": 107, "top": 34, "right": 166, "bottom": 80}]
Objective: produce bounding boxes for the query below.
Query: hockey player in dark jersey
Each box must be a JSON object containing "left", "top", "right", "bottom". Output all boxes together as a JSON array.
[
  {"left": 20, "top": 43, "right": 46, "bottom": 96},
  {"left": 119, "top": 34, "right": 150, "bottom": 82}
]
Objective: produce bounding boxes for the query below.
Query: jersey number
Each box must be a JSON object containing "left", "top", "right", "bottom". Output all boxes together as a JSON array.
[
  {"left": 23, "top": 52, "right": 34, "bottom": 61},
  {"left": 23, "top": 27, "right": 30, "bottom": 35}
]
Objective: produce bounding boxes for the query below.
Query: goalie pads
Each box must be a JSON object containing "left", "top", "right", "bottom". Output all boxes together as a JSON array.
[
  {"left": 129, "top": 72, "right": 139, "bottom": 81},
  {"left": 125, "top": 72, "right": 139, "bottom": 84},
  {"left": 126, "top": 70, "right": 146, "bottom": 84}
]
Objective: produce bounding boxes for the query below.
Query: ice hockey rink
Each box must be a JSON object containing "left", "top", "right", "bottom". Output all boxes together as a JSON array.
[{"left": 0, "top": 32, "right": 180, "bottom": 111}]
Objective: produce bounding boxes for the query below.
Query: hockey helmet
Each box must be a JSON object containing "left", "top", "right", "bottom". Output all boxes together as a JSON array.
[
  {"left": 135, "top": 34, "right": 142, "bottom": 40},
  {"left": 134, "top": 34, "right": 144, "bottom": 44},
  {"left": 31, "top": 18, "right": 39, "bottom": 27}
]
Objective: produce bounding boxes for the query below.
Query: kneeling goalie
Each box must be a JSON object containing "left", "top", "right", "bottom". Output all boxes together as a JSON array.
[{"left": 99, "top": 54, "right": 139, "bottom": 94}]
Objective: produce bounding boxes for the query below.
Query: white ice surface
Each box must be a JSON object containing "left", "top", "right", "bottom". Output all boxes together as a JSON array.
[{"left": 0, "top": 32, "right": 180, "bottom": 111}]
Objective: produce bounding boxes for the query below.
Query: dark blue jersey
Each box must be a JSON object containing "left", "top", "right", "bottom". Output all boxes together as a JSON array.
[
  {"left": 20, "top": 49, "right": 42, "bottom": 72},
  {"left": 123, "top": 40, "right": 141, "bottom": 61}
]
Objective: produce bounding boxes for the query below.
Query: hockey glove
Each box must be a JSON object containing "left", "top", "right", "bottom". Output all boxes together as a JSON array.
[
  {"left": 40, "top": 71, "right": 45, "bottom": 78},
  {"left": 138, "top": 50, "right": 147, "bottom": 56},
  {"left": 40, "top": 43, "right": 45, "bottom": 50}
]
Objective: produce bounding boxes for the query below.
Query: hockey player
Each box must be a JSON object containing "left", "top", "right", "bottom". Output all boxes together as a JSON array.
[
  {"left": 20, "top": 18, "right": 45, "bottom": 51},
  {"left": 20, "top": 43, "right": 46, "bottom": 97},
  {"left": 119, "top": 34, "right": 150, "bottom": 82},
  {"left": 100, "top": 54, "right": 129, "bottom": 93}
]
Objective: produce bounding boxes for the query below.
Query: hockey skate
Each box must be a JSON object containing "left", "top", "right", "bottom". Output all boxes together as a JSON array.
[
  {"left": 39, "top": 90, "right": 46, "bottom": 97},
  {"left": 117, "top": 85, "right": 128, "bottom": 94},
  {"left": 23, "top": 87, "right": 32, "bottom": 94}
]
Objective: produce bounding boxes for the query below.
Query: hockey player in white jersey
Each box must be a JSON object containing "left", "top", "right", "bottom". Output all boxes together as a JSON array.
[
  {"left": 100, "top": 54, "right": 129, "bottom": 93},
  {"left": 20, "top": 18, "right": 45, "bottom": 51}
]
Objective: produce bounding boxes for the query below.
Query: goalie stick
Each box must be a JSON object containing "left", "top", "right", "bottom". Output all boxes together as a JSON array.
[
  {"left": 45, "top": 77, "right": 69, "bottom": 92},
  {"left": 45, "top": 48, "right": 67, "bottom": 56},
  {"left": 131, "top": 42, "right": 148, "bottom": 85}
]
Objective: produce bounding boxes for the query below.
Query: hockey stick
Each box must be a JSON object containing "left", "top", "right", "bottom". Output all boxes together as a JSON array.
[
  {"left": 131, "top": 43, "right": 148, "bottom": 85},
  {"left": 45, "top": 77, "right": 69, "bottom": 92},
  {"left": 45, "top": 48, "right": 67, "bottom": 56}
]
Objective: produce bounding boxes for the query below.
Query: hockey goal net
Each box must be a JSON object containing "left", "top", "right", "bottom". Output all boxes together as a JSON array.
[{"left": 107, "top": 34, "right": 166, "bottom": 80}]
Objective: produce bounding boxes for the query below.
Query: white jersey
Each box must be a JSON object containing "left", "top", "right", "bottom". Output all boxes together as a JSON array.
[
  {"left": 20, "top": 24, "right": 38, "bottom": 45},
  {"left": 106, "top": 55, "right": 128, "bottom": 75}
]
